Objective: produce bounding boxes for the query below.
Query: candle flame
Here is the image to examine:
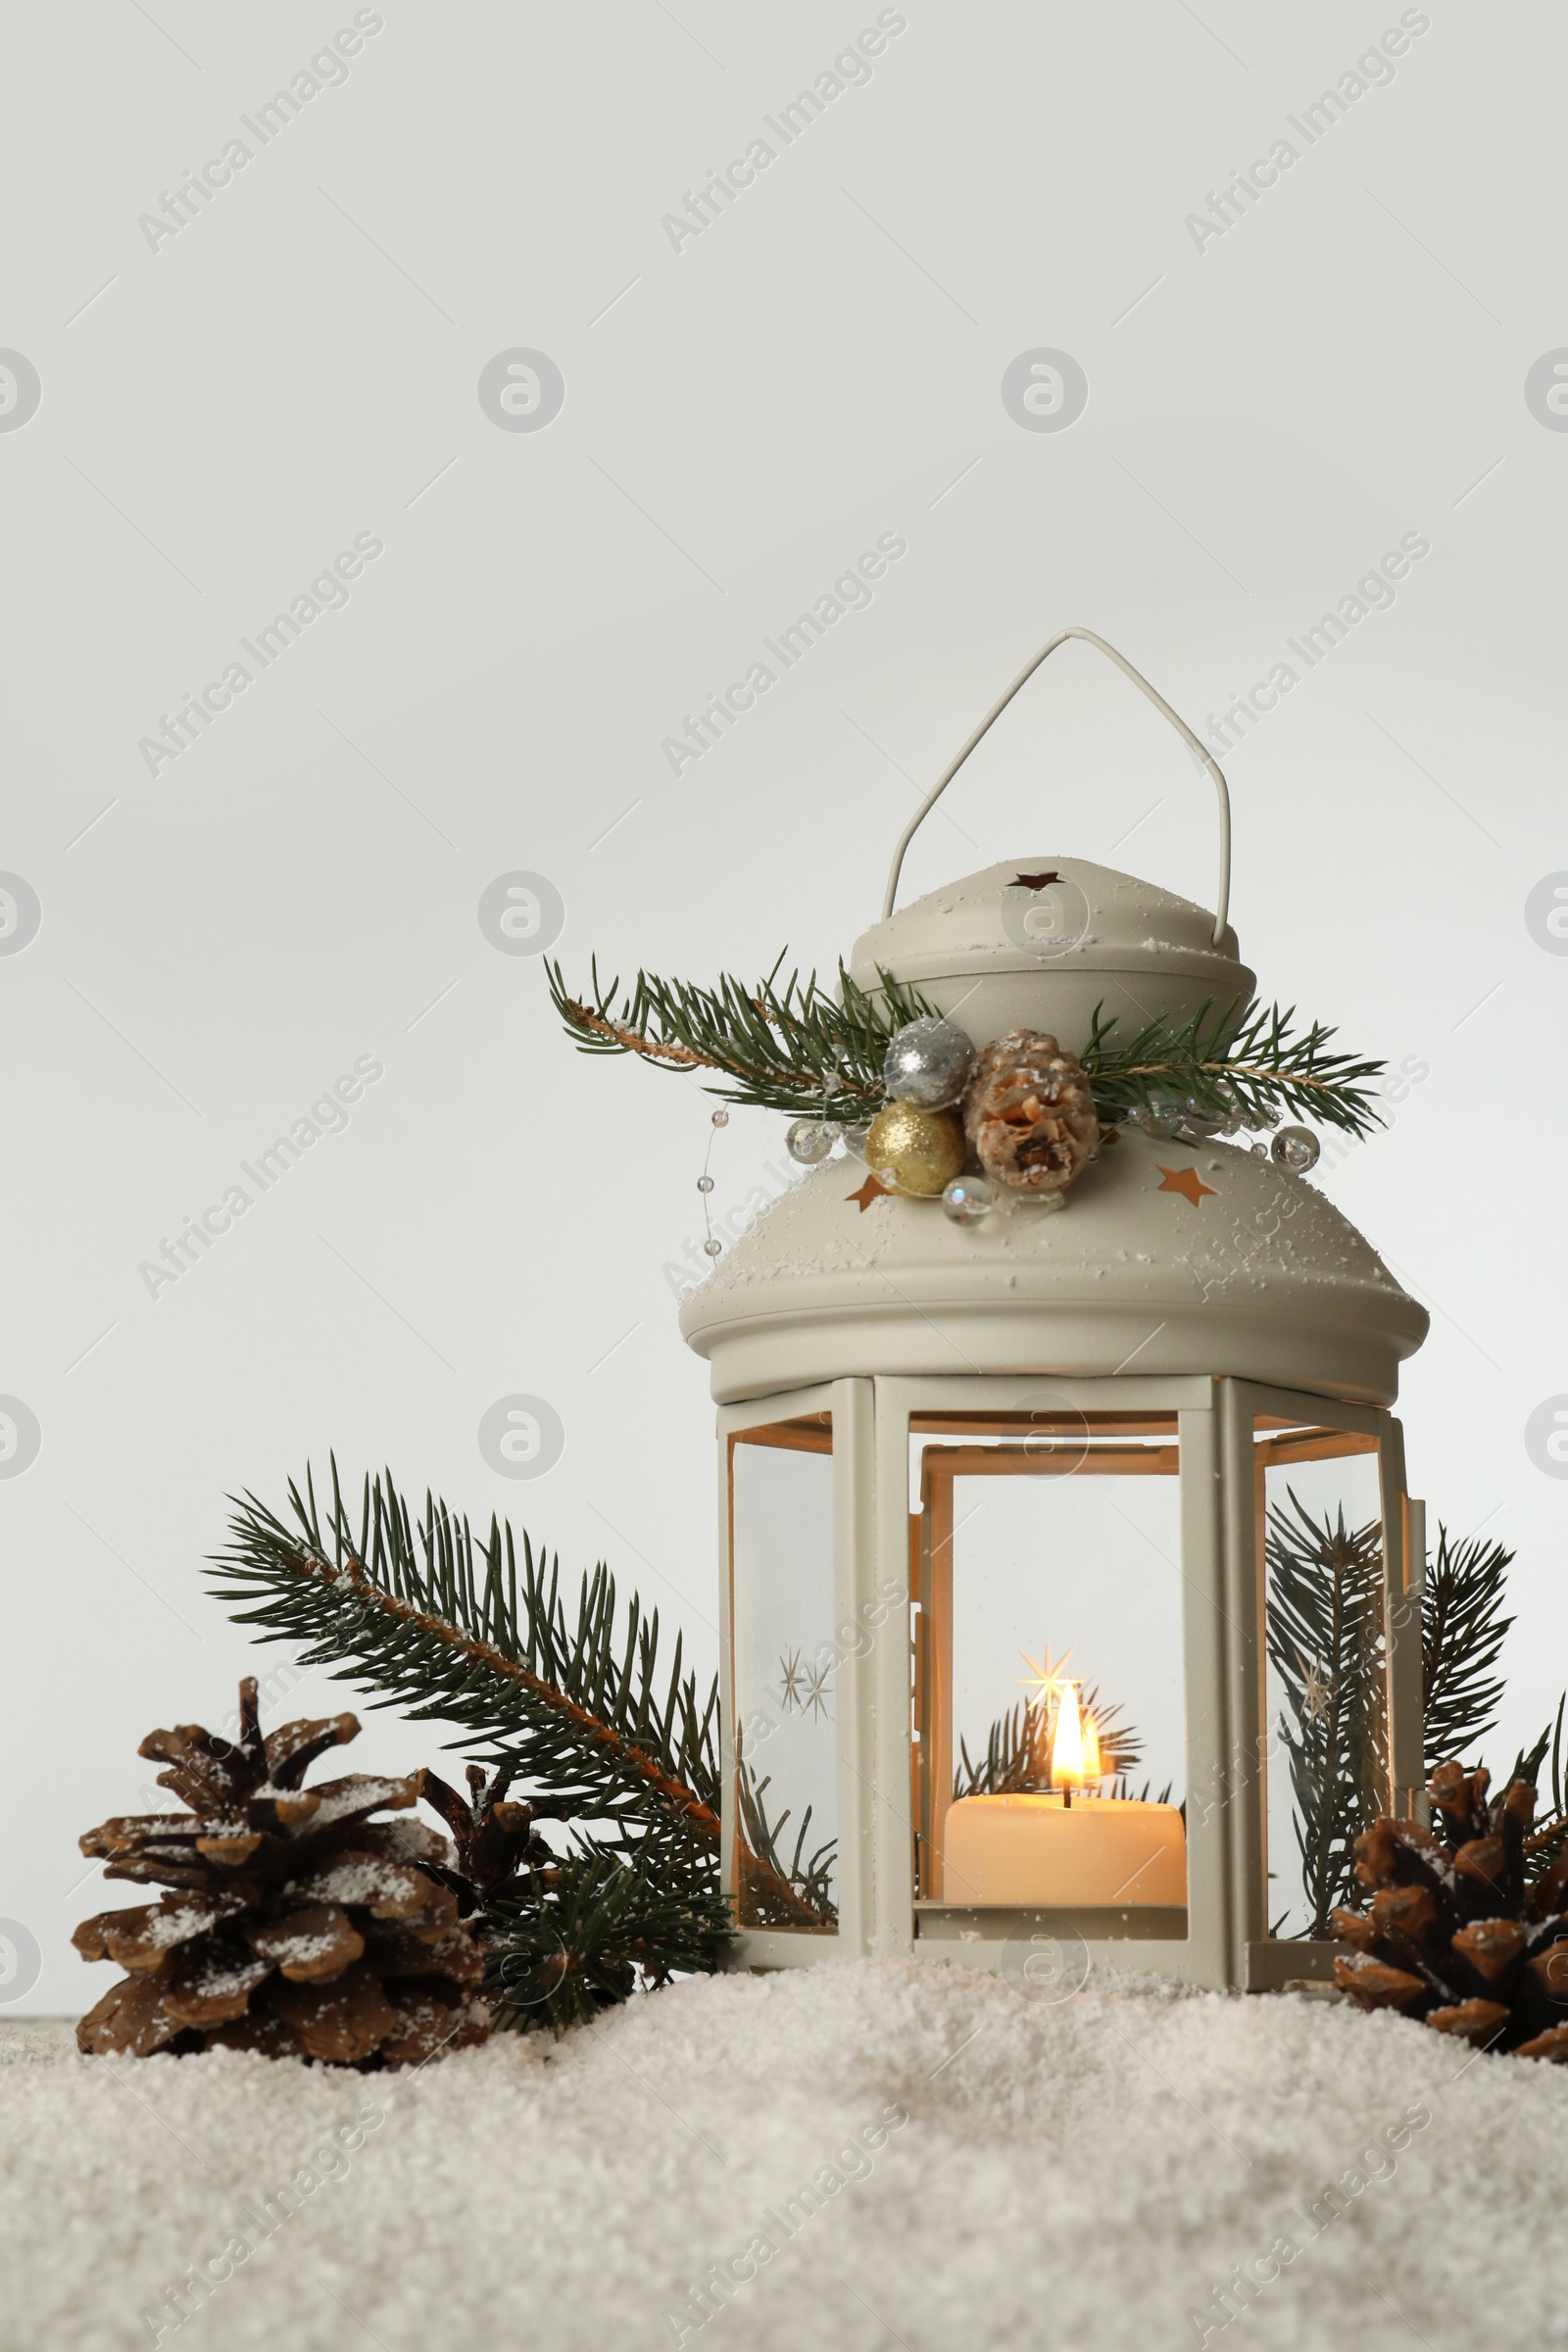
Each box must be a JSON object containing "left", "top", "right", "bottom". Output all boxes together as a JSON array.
[
  {"left": 1048, "top": 1683, "right": 1104, "bottom": 1793},
  {"left": 1051, "top": 1681, "right": 1086, "bottom": 1789}
]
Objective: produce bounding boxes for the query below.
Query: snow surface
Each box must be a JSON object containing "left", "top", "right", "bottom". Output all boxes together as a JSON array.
[{"left": 3, "top": 1957, "right": 1562, "bottom": 2350}]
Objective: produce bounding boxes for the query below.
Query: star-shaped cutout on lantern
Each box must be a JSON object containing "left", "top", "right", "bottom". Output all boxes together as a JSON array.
[
  {"left": 1009, "top": 870, "right": 1061, "bottom": 891},
  {"left": 1157, "top": 1164, "right": 1216, "bottom": 1205},
  {"left": 778, "top": 1648, "right": 806, "bottom": 1713},
  {"left": 847, "top": 1172, "right": 892, "bottom": 1211}
]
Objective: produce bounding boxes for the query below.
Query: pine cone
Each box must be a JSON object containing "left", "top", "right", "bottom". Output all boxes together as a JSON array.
[
  {"left": 417, "top": 1762, "right": 560, "bottom": 1918},
  {"left": 961, "top": 1029, "right": 1100, "bottom": 1193},
  {"left": 74, "top": 1679, "right": 489, "bottom": 2067},
  {"left": 1332, "top": 1760, "right": 1568, "bottom": 2059}
]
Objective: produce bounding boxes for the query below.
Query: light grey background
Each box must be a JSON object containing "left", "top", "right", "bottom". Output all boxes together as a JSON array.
[{"left": 5, "top": 0, "right": 1565, "bottom": 2012}]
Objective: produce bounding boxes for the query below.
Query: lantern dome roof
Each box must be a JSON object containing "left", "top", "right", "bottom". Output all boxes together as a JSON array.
[
  {"left": 847, "top": 858, "right": 1255, "bottom": 1057},
  {"left": 679, "top": 1127, "right": 1427, "bottom": 1408}
]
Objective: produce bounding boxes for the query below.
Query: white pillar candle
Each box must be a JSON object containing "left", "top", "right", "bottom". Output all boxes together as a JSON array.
[{"left": 942, "top": 1794, "right": 1186, "bottom": 1907}]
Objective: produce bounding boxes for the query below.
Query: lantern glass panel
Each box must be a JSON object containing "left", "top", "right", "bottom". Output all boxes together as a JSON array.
[
  {"left": 909, "top": 1410, "right": 1187, "bottom": 1935},
  {"left": 1255, "top": 1418, "right": 1388, "bottom": 1942},
  {"left": 728, "top": 1417, "right": 838, "bottom": 1936}
]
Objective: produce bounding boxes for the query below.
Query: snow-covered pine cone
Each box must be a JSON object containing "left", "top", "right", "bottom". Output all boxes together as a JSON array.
[
  {"left": 74, "top": 1679, "right": 489, "bottom": 2067},
  {"left": 961, "top": 1029, "right": 1100, "bottom": 1193},
  {"left": 1332, "top": 1760, "right": 1568, "bottom": 2059}
]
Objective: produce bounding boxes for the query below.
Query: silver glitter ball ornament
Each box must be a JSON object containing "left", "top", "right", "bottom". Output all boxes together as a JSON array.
[
  {"left": 881, "top": 1016, "right": 974, "bottom": 1109},
  {"left": 1271, "top": 1125, "right": 1320, "bottom": 1174},
  {"left": 710, "top": 1109, "right": 729, "bottom": 1128}
]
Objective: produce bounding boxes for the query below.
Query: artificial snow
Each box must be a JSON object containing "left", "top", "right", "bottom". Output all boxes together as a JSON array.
[{"left": 4, "top": 1956, "right": 1563, "bottom": 2350}]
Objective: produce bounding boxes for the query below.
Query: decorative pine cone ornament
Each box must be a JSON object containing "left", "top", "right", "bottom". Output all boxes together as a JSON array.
[
  {"left": 1332, "top": 1759, "right": 1568, "bottom": 2058},
  {"left": 74, "top": 1679, "right": 489, "bottom": 2067},
  {"left": 961, "top": 1028, "right": 1100, "bottom": 1195}
]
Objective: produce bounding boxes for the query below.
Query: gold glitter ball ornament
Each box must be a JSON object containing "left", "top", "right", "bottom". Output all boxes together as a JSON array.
[{"left": 864, "top": 1100, "right": 966, "bottom": 1197}]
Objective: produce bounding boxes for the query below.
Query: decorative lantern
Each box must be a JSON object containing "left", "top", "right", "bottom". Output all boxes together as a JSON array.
[{"left": 680, "top": 630, "right": 1429, "bottom": 1992}]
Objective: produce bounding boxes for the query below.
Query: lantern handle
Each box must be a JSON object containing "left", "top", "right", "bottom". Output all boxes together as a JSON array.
[{"left": 879, "top": 626, "right": 1232, "bottom": 943}]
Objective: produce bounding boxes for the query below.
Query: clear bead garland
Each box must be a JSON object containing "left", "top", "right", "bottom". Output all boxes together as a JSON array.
[{"left": 699, "top": 1109, "right": 728, "bottom": 1256}]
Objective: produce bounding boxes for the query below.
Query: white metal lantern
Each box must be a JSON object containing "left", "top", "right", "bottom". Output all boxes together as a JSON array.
[{"left": 680, "top": 631, "right": 1430, "bottom": 1993}]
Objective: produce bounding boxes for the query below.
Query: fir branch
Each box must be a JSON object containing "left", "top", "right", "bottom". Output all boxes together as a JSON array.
[
  {"left": 734, "top": 1744, "right": 837, "bottom": 1932},
  {"left": 1080, "top": 999, "right": 1386, "bottom": 1139},
  {"left": 1519, "top": 1700, "right": 1568, "bottom": 1875},
  {"left": 486, "top": 1845, "right": 733, "bottom": 2034},
  {"left": 1265, "top": 1494, "right": 1387, "bottom": 1936},
  {"left": 211, "top": 1463, "right": 720, "bottom": 1848},
  {"left": 550, "top": 949, "right": 1386, "bottom": 1140},
  {"left": 1422, "top": 1525, "right": 1513, "bottom": 1774},
  {"left": 547, "top": 954, "right": 939, "bottom": 1120}
]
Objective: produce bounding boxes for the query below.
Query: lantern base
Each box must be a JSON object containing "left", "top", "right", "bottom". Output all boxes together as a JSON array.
[{"left": 914, "top": 1901, "right": 1187, "bottom": 1942}]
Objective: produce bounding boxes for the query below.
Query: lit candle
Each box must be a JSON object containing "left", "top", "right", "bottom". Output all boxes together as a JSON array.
[{"left": 941, "top": 1663, "right": 1186, "bottom": 1907}]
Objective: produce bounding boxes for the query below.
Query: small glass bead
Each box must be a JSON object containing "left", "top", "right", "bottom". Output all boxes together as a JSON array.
[
  {"left": 942, "top": 1174, "right": 998, "bottom": 1226},
  {"left": 1177, "top": 1096, "right": 1227, "bottom": 1142},
  {"left": 1271, "top": 1124, "right": 1321, "bottom": 1174},
  {"left": 696, "top": 1176, "right": 714, "bottom": 1193},
  {"left": 710, "top": 1109, "right": 729, "bottom": 1128},
  {"left": 785, "top": 1117, "right": 835, "bottom": 1166},
  {"left": 703, "top": 1238, "right": 722, "bottom": 1256}
]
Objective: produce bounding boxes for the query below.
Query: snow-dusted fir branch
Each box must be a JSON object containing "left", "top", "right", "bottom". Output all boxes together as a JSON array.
[
  {"left": 550, "top": 950, "right": 1388, "bottom": 1139},
  {"left": 547, "top": 955, "right": 940, "bottom": 1121},
  {"left": 212, "top": 1461, "right": 839, "bottom": 1934},
  {"left": 212, "top": 1461, "right": 722, "bottom": 1847},
  {"left": 1079, "top": 999, "right": 1386, "bottom": 1139}
]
